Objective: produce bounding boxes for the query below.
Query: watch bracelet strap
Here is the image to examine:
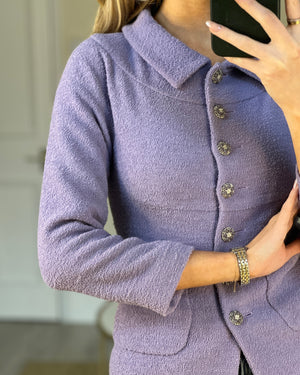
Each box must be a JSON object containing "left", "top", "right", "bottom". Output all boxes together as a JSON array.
[{"left": 231, "top": 246, "right": 250, "bottom": 289}]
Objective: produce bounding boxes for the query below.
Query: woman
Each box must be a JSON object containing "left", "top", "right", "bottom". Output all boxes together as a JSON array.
[{"left": 37, "top": 0, "right": 300, "bottom": 373}]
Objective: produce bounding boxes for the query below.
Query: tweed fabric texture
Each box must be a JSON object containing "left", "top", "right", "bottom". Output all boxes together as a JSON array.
[{"left": 38, "top": 7, "right": 300, "bottom": 375}]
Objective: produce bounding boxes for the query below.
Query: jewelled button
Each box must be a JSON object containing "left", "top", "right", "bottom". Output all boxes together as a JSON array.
[
  {"left": 229, "top": 310, "right": 244, "bottom": 326},
  {"left": 221, "top": 227, "right": 235, "bottom": 242},
  {"left": 217, "top": 141, "right": 231, "bottom": 156},
  {"left": 212, "top": 68, "right": 223, "bottom": 84},
  {"left": 221, "top": 183, "right": 235, "bottom": 198},
  {"left": 213, "top": 105, "right": 226, "bottom": 119}
]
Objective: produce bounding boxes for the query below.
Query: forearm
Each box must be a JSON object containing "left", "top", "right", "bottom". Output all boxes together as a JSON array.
[{"left": 176, "top": 250, "right": 240, "bottom": 290}]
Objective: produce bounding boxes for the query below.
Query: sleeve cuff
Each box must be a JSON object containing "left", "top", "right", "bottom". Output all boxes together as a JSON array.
[{"left": 158, "top": 244, "right": 194, "bottom": 317}]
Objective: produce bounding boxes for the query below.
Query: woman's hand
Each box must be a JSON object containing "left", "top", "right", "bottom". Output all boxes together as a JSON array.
[
  {"left": 206, "top": 0, "right": 300, "bottom": 115},
  {"left": 246, "top": 180, "right": 300, "bottom": 279}
]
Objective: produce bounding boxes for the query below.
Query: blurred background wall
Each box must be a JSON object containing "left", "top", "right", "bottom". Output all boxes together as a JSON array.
[
  {"left": 0, "top": 0, "right": 116, "bottom": 327},
  {"left": 1, "top": 1, "right": 116, "bottom": 374},
  {"left": 56, "top": 0, "right": 98, "bottom": 72}
]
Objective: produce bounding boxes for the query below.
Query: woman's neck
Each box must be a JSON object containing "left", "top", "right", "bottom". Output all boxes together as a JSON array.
[{"left": 153, "top": 0, "right": 225, "bottom": 65}]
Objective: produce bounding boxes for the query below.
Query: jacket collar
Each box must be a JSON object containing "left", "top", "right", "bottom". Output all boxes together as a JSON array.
[{"left": 122, "top": 8, "right": 261, "bottom": 89}]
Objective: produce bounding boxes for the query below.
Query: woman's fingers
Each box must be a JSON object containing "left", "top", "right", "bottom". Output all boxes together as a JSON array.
[
  {"left": 277, "top": 180, "right": 299, "bottom": 230},
  {"left": 285, "top": 0, "right": 300, "bottom": 27},
  {"left": 248, "top": 181, "right": 298, "bottom": 248},
  {"left": 280, "top": 180, "right": 299, "bottom": 212},
  {"left": 234, "top": 0, "right": 295, "bottom": 48}
]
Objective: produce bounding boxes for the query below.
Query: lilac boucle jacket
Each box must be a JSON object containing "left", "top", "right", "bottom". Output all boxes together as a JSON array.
[{"left": 37, "top": 7, "right": 300, "bottom": 375}]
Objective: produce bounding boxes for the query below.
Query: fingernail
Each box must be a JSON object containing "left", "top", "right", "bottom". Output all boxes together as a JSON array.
[
  {"left": 205, "top": 20, "right": 222, "bottom": 32},
  {"left": 293, "top": 179, "right": 298, "bottom": 189}
]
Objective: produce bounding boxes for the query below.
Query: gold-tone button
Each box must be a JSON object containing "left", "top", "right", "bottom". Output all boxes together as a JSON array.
[
  {"left": 229, "top": 310, "right": 244, "bottom": 325},
  {"left": 212, "top": 68, "right": 223, "bottom": 84},
  {"left": 221, "top": 183, "right": 234, "bottom": 198},
  {"left": 221, "top": 227, "right": 235, "bottom": 242},
  {"left": 217, "top": 141, "right": 231, "bottom": 156},
  {"left": 213, "top": 105, "right": 226, "bottom": 119}
]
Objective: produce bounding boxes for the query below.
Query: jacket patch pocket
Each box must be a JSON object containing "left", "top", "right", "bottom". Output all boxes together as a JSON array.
[
  {"left": 112, "top": 290, "right": 192, "bottom": 355},
  {"left": 266, "top": 254, "right": 300, "bottom": 331}
]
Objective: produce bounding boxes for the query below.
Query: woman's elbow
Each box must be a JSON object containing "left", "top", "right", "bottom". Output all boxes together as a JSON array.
[{"left": 37, "top": 228, "right": 69, "bottom": 290}]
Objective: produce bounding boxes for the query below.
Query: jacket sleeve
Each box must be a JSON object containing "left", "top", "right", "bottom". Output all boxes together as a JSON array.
[{"left": 37, "top": 39, "right": 195, "bottom": 317}]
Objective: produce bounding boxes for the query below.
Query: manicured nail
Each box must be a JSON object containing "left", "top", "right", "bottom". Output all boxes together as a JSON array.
[
  {"left": 293, "top": 179, "right": 298, "bottom": 189},
  {"left": 205, "top": 20, "right": 222, "bottom": 32}
]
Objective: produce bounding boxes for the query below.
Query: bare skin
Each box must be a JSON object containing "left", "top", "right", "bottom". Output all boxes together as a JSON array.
[
  {"left": 154, "top": 0, "right": 225, "bottom": 65},
  {"left": 176, "top": 182, "right": 300, "bottom": 290},
  {"left": 152, "top": 1, "right": 300, "bottom": 291}
]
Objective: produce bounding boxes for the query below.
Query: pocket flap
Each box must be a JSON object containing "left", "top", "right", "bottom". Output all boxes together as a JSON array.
[{"left": 112, "top": 290, "right": 192, "bottom": 355}]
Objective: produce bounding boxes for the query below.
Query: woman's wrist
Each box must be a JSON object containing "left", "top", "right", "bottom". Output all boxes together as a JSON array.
[
  {"left": 176, "top": 250, "right": 247, "bottom": 290},
  {"left": 229, "top": 251, "right": 240, "bottom": 282}
]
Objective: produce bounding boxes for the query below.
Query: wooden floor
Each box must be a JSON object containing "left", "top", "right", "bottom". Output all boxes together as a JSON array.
[{"left": 0, "top": 321, "right": 105, "bottom": 375}]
